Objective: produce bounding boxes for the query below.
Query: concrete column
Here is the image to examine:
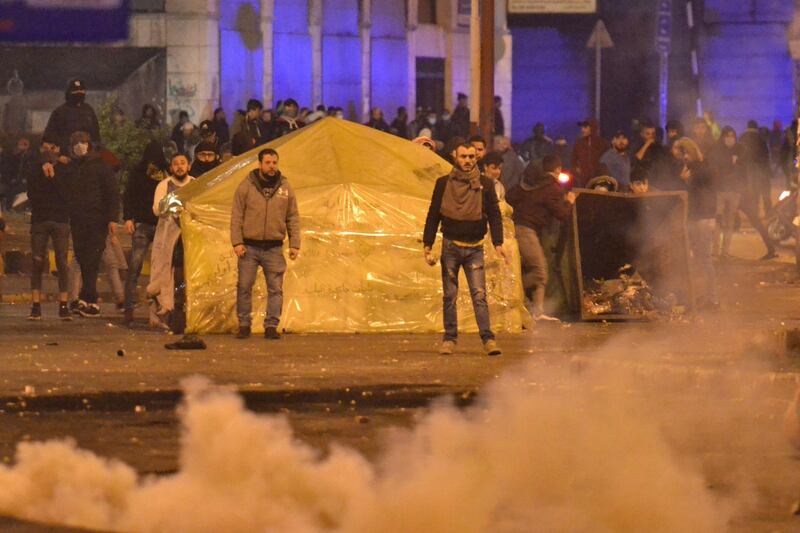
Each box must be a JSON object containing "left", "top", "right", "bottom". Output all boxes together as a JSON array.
[
  {"left": 165, "top": 0, "right": 220, "bottom": 125},
  {"left": 261, "top": 0, "right": 275, "bottom": 108},
  {"left": 309, "top": 0, "right": 323, "bottom": 108},
  {"left": 406, "top": 0, "right": 418, "bottom": 114},
  {"left": 360, "top": 0, "right": 372, "bottom": 120},
  {"left": 494, "top": 0, "right": 512, "bottom": 137}
]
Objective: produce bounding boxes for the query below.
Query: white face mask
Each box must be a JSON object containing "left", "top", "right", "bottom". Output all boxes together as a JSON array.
[
  {"left": 724, "top": 137, "right": 736, "bottom": 148},
  {"left": 335, "top": 113, "right": 344, "bottom": 119},
  {"left": 73, "top": 142, "right": 89, "bottom": 157},
  {"left": 428, "top": 117, "right": 437, "bottom": 125}
]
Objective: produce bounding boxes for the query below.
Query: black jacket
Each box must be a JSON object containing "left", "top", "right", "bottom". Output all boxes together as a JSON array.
[
  {"left": 123, "top": 140, "right": 165, "bottom": 226},
  {"left": 26, "top": 155, "right": 70, "bottom": 224},
  {"left": 61, "top": 153, "right": 119, "bottom": 224},
  {"left": 43, "top": 101, "right": 100, "bottom": 153},
  {"left": 423, "top": 175, "right": 503, "bottom": 247},
  {"left": 708, "top": 143, "right": 745, "bottom": 193}
]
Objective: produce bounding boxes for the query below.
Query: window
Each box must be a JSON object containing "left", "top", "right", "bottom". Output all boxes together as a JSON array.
[{"left": 418, "top": 0, "right": 437, "bottom": 25}]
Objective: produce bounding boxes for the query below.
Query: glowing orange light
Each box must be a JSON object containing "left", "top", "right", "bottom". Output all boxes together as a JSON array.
[{"left": 558, "top": 172, "right": 571, "bottom": 184}]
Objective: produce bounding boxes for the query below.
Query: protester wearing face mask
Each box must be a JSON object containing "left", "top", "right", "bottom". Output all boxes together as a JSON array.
[
  {"left": 189, "top": 141, "right": 220, "bottom": 178},
  {"left": 43, "top": 79, "right": 100, "bottom": 154},
  {"left": 60, "top": 131, "right": 119, "bottom": 318}
]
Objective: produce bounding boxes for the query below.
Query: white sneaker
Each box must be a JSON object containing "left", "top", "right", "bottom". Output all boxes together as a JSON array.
[{"left": 533, "top": 314, "right": 560, "bottom": 322}]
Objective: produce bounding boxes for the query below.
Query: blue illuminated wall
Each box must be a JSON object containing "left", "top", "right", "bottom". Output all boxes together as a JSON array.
[
  {"left": 322, "top": 0, "right": 361, "bottom": 114},
  {"left": 371, "top": 0, "right": 408, "bottom": 121},
  {"left": 273, "top": 0, "right": 312, "bottom": 107},
  {"left": 511, "top": 27, "right": 590, "bottom": 143},
  {"left": 698, "top": 1, "right": 794, "bottom": 132},
  {"left": 220, "top": 0, "right": 263, "bottom": 113}
]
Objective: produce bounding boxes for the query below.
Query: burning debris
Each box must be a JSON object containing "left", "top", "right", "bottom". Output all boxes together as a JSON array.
[{"left": 583, "top": 265, "right": 685, "bottom": 319}]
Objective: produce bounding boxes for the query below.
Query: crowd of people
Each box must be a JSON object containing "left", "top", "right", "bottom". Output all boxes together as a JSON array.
[{"left": 0, "top": 77, "right": 797, "bottom": 352}]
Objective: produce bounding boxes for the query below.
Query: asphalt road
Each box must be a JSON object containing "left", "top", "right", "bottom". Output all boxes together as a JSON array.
[{"left": 1, "top": 254, "right": 800, "bottom": 531}]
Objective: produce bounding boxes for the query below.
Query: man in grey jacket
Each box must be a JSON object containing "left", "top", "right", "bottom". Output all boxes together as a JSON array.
[{"left": 230, "top": 148, "right": 300, "bottom": 339}]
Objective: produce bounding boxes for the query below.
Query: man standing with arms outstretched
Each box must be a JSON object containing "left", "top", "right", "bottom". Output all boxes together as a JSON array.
[
  {"left": 423, "top": 142, "right": 505, "bottom": 356},
  {"left": 231, "top": 148, "right": 301, "bottom": 340}
]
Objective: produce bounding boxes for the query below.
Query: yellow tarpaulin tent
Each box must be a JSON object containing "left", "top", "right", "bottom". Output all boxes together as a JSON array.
[{"left": 176, "top": 117, "right": 526, "bottom": 333}]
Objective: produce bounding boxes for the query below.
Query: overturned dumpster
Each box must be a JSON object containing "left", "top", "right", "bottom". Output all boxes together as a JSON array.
[{"left": 565, "top": 190, "right": 693, "bottom": 321}]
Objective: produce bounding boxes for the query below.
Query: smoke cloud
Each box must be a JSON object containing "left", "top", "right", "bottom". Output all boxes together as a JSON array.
[{"left": 0, "top": 336, "right": 773, "bottom": 532}]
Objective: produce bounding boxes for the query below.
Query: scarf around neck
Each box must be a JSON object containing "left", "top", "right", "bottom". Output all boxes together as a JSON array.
[{"left": 440, "top": 165, "right": 483, "bottom": 221}]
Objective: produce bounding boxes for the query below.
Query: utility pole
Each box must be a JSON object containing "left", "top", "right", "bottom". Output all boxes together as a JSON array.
[
  {"left": 586, "top": 20, "right": 613, "bottom": 122},
  {"left": 656, "top": 0, "right": 672, "bottom": 129},
  {"left": 470, "top": 0, "right": 494, "bottom": 141},
  {"left": 479, "top": 0, "right": 495, "bottom": 144}
]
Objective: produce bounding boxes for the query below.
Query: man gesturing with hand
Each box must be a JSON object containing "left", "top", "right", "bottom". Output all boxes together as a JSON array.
[
  {"left": 423, "top": 142, "right": 505, "bottom": 356},
  {"left": 231, "top": 148, "right": 300, "bottom": 340}
]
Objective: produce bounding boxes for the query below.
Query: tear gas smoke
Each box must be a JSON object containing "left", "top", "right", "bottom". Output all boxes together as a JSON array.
[{"left": 0, "top": 342, "right": 752, "bottom": 533}]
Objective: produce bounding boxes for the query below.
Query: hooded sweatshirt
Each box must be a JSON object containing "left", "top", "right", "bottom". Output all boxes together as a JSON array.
[
  {"left": 43, "top": 80, "right": 101, "bottom": 153},
  {"left": 230, "top": 170, "right": 301, "bottom": 250},
  {"left": 506, "top": 168, "right": 573, "bottom": 233}
]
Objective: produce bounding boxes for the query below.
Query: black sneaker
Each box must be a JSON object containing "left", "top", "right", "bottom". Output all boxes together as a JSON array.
[
  {"left": 58, "top": 303, "right": 73, "bottom": 321},
  {"left": 78, "top": 301, "right": 101, "bottom": 318},
  {"left": 236, "top": 326, "right": 251, "bottom": 339},
  {"left": 69, "top": 300, "right": 81, "bottom": 315},
  {"left": 27, "top": 304, "right": 42, "bottom": 321},
  {"left": 264, "top": 326, "right": 281, "bottom": 340}
]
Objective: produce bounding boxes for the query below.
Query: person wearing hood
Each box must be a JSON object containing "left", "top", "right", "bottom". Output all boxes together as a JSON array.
[
  {"left": 26, "top": 136, "right": 72, "bottom": 320},
  {"left": 506, "top": 155, "right": 575, "bottom": 322},
  {"left": 273, "top": 98, "right": 305, "bottom": 138},
  {"left": 422, "top": 142, "right": 505, "bottom": 356},
  {"left": 60, "top": 131, "right": 119, "bottom": 318},
  {"left": 708, "top": 126, "right": 745, "bottom": 258},
  {"left": 190, "top": 141, "right": 220, "bottom": 177},
  {"left": 519, "top": 123, "right": 553, "bottom": 163},
  {"left": 122, "top": 139, "right": 171, "bottom": 325},
  {"left": 230, "top": 148, "right": 301, "bottom": 340},
  {"left": 570, "top": 119, "right": 609, "bottom": 188},
  {"left": 232, "top": 100, "right": 267, "bottom": 155},
  {"left": 43, "top": 79, "right": 100, "bottom": 153}
]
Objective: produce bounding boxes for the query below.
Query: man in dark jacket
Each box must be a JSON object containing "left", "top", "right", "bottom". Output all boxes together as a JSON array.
[
  {"left": 26, "top": 137, "right": 72, "bottom": 320},
  {"left": 423, "top": 142, "right": 505, "bottom": 356},
  {"left": 122, "top": 139, "right": 169, "bottom": 324},
  {"left": 61, "top": 131, "right": 119, "bottom": 317},
  {"left": 506, "top": 155, "right": 575, "bottom": 321},
  {"left": 189, "top": 141, "right": 220, "bottom": 177},
  {"left": 1, "top": 136, "right": 36, "bottom": 209},
  {"left": 231, "top": 148, "right": 301, "bottom": 340},
  {"left": 570, "top": 119, "right": 609, "bottom": 188},
  {"left": 450, "top": 93, "right": 471, "bottom": 140},
  {"left": 365, "top": 107, "right": 391, "bottom": 133},
  {"left": 493, "top": 96, "right": 505, "bottom": 137},
  {"left": 43, "top": 79, "right": 100, "bottom": 153},
  {"left": 519, "top": 123, "right": 554, "bottom": 164}
]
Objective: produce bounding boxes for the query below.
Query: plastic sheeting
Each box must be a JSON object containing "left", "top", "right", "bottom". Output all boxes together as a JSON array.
[{"left": 176, "top": 117, "right": 527, "bottom": 333}]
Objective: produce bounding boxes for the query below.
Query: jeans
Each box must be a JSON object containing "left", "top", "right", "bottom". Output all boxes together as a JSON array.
[
  {"left": 440, "top": 238, "right": 494, "bottom": 342},
  {"left": 30, "top": 221, "right": 70, "bottom": 293},
  {"left": 689, "top": 218, "right": 718, "bottom": 304},
  {"left": 70, "top": 220, "right": 107, "bottom": 304},
  {"left": 124, "top": 222, "right": 156, "bottom": 311},
  {"left": 516, "top": 225, "right": 548, "bottom": 317},
  {"left": 713, "top": 191, "right": 740, "bottom": 256},
  {"left": 236, "top": 245, "right": 286, "bottom": 329}
]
